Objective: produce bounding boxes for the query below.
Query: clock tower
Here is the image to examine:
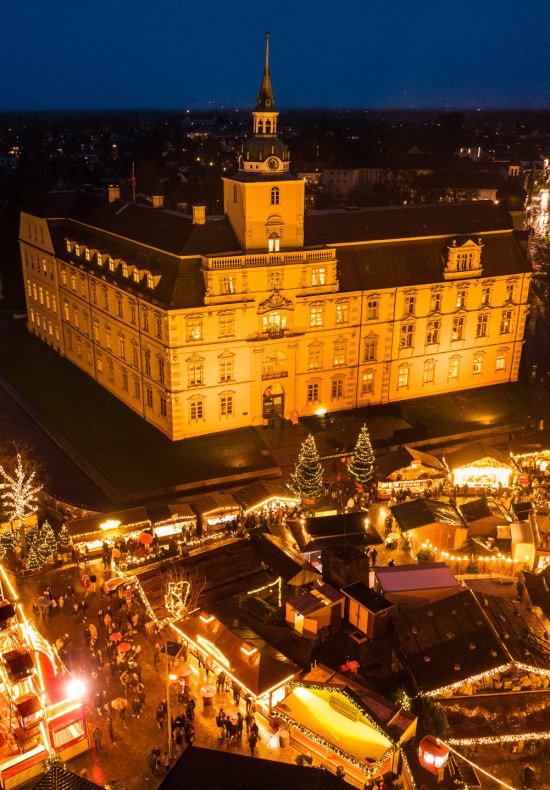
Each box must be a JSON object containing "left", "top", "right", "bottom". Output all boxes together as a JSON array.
[{"left": 223, "top": 33, "right": 305, "bottom": 252}]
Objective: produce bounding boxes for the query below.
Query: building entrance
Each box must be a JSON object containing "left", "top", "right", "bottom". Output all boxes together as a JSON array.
[{"left": 263, "top": 384, "right": 285, "bottom": 422}]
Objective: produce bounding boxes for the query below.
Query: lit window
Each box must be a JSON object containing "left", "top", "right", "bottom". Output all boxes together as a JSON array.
[
  {"left": 190, "top": 399, "right": 204, "bottom": 420},
  {"left": 398, "top": 367, "right": 409, "bottom": 388},
  {"left": 262, "top": 312, "right": 286, "bottom": 335},
  {"left": 311, "top": 268, "right": 326, "bottom": 287},
  {"left": 308, "top": 345, "right": 322, "bottom": 370},
  {"left": 367, "top": 299, "right": 379, "bottom": 320},
  {"left": 309, "top": 305, "right": 324, "bottom": 328},
  {"left": 65, "top": 239, "right": 71, "bottom": 253},
  {"left": 423, "top": 360, "right": 435, "bottom": 384},
  {"left": 84, "top": 248, "right": 90, "bottom": 261},
  {"left": 61, "top": 267, "right": 67, "bottom": 286},
  {"left": 108, "top": 257, "right": 115, "bottom": 273},
  {"left": 361, "top": 371, "right": 374, "bottom": 395},
  {"left": 270, "top": 187, "right": 280, "bottom": 205},
  {"left": 476, "top": 313, "right": 489, "bottom": 338},
  {"left": 400, "top": 323, "right": 414, "bottom": 348},
  {"left": 187, "top": 318, "right": 202, "bottom": 341},
  {"left": 52, "top": 295, "right": 57, "bottom": 313},
  {"left": 219, "top": 358, "right": 234, "bottom": 382},
  {"left": 456, "top": 289, "right": 467, "bottom": 309},
  {"left": 496, "top": 351, "right": 507, "bottom": 371},
  {"left": 307, "top": 382, "right": 320, "bottom": 403},
  {"left": 97, "top": 357, "right": 103, "bottom": 374},
  {"left": 331, "top": 378, "right": 344, "bottom": 399},
  {"left": 473, "top": 354, "right": 483, "bottom": 374},
  {"left": 448, "top": 357, "right": 460, "bottom": 379},
  {"left": 63, "top": 300, "right": 69, "bottom": 321},
  {"left": 452, "top": 316, "right": 465, "bottom": 341},
  {"left": 219, "top": 314, "right": 235, "bottom": 337},
  {"left": 426, "top": 319, "right": 440, "bottom": 345},
  {"left": 147, "top": 273, "right": 154, "bottom": 289},
  {"left": 335, "top": 302, "right": 349, "bottom": 324},
  {"left": 97, "top": 253, "right": 103, "bottom": 267},
  {"left": 121, "top": 263, "right": 128, "bottom": 278},
  {"left": 404, "top": 295, "right": 415, "bottom": 315},
  {"left": 268, "top": 235, "right": 280, "bottom": 252},
  {"left": 74, "top": 244, "right": 80, "bottom": 257},
  {"left": 430, "top": 291, "right": 442, "bottom": 313},
  {"left": 333, "top": 340, "right": 347, "bottom": 367},
  {"left": 500, "top": 310, "right": 512, "bottom": 334},
  {"left": 220, "top": 394, "right": 234, "bottom": 416},
  {"left": 188, "top": 362, "right": 204, "bottom": 387},
  {"left": 220, "top": 276, "right": 236, "bottom": 295}
]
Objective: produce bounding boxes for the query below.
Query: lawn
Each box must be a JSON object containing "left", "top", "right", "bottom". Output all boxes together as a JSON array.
[{"left": 0, "top": 331, "right": 276, "bottom": 498}]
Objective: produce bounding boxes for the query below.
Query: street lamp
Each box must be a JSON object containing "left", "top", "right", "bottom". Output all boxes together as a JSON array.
[{"left": 165, "top": 642, "right": 177, "bottom": 761}]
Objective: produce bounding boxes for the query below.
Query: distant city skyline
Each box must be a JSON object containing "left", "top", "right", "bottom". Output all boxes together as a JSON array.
[{"left": 3, "top": 0, "right": 550, "bottom": 111}]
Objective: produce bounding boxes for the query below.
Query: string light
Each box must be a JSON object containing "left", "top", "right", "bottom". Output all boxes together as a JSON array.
[
  {"left": 421, "top": 659, "right": 550, "bottom": 698},
  {"left": 0, "top": 454, "right": 42, "bottom": 525},
  {"left": 439, "top": 739, "right": 518, "bottom": 790},
  {"left": 447, "top": 731, "right": 550, "bottom": 746}
]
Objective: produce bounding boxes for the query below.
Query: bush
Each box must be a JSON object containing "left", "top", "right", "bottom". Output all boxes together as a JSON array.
[
  {"left": 466, "top": 559, "right": 479, "bottom": 574},
  {"left": 416, "top": 548, "right": 431, "bottom": 564}
]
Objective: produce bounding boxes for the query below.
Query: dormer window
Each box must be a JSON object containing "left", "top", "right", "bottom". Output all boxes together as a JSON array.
[
  {"left": 108, "top": 257, "right": 114, "bottom": 272},
  {"left": 84, "top": 248, "right": 90, "bottom": 261},
  {"left": 97, "top": 253, "right": 103, "bottom": 267},
  {"left": 444, "top": 238, "right": 483, "bottom": 280},
  {"left": 121, "top": 262, "right": 128, "bottom": 278},
  {"left": 74, "top": 244, "right": 80, "bottom": 257},
  {"left": 147, "top": 273, "right": 154, "bottom": 289},
  {"left": 65, "top": 239, "right": 71, "bottom": 253},
  {"left": 133, "top": 269, "right": 140, "bottom": 284}
]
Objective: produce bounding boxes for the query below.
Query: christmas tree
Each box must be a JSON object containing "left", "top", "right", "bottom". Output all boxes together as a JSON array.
[
  {"left": 28, "top": 521, "right": 57, "bottom": 568},
  {"left": 57, "top": 523, "right": 71, "bottom": 547},
  {"left": 347, "top": 424, "right": 376, "bottom": 488},
  {"left": 290, "top": 434, "right": 324, "bottom": 501},
  {"left": 0, "top": 454, "right": 41, "bottom": 552}
]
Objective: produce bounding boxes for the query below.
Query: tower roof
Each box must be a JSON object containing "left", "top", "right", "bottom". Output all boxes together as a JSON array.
[{"left": 255, "top": 32, "right": 275, "bottom": 111}]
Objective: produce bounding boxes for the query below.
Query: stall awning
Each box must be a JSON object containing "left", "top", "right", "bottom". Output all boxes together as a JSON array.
[
  {"left": 68, "top": 506, "right": 150, "bottom": 540},
  {"left": 248, "top": 532, "right": 320, "bottom": 586},
  {"left": 191, "top": 493, "right": 240, "bottom": 518},
  {"left": 171, "top": 613, "right": 300, "bottom": 698},
  {"left": 289, "top": 513, "right": 382, "bottom": 553},
  {"left": 376, "top": 445, "right": 446, "bottom": 480},
  {"left": 232, "top": 481, "right": 298, "bottom": 513},
  {"left": 391, "top": 499, "right": 466, "bottom": 532}
]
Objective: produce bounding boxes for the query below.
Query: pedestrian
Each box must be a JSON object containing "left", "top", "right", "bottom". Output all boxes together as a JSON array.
[
  {"left": 156, "top": 702, "right": 166, "bottom": 731},
  {"left": 250, "top": 720, "right": 259, "bottom": 739},
  {"left": 132, "top": 696, "right": 141, "bottom": 718},
  {"left": 336, "top": 765, "right": 345, "bottom": 780},
  {"left": 370, "top": 548, "right": 378, "bottom": 567},
  {"left": 107, "top": 714, "right": 115, "bottom": 743},
  {"left": 236, "top": 711, "right": 244, "bottom": 739},
  {"left": 216, "top": 708, "right": 225, "bottom": 738},
  {"left": 245, "top": 709, "right": 254, "bottom": 734},
  {"left": 89, "top": 573, "right": 97, "bottom": 594},
  {"left": 154, "top": 642, "right": 161, "bottom": 667},
  {"left": 162, "top": 751, "right": 170, "bottom": 774},
  {"left": 249, "top": 730, "right": 258, "bottom": 756},
  {"left": 92, "top": 726, "right": 102, "bottom": 752},
  {"left": 523, "top": 763, "right": 536, "bottom": 789},
  {"left": 232, "top": 681, "right": 240, "bottom": 706}
]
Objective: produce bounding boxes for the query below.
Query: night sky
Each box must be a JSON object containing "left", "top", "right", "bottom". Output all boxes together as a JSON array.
[{"left": 3, "top": 0, "right": 549, "bottom": 111}]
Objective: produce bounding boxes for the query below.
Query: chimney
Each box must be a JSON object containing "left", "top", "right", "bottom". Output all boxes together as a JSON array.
[
  {"left": 108, "top": 185, "right": 121, "bottom": 203},
  {"left": 192, "top": 205, "right": 206, "bottom": 225},
  {"left": 152, "top": 195, "right": 164, "bottom": 209}
]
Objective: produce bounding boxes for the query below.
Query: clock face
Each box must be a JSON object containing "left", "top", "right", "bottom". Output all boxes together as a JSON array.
[{"left": 266, "top": 157, "right": 279, "bottom": 171}]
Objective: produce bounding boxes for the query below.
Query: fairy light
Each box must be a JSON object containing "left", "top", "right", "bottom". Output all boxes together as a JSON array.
[
  {"left": 447, "top": 731, "right": 550, "bottom": 746},
  {"left": 439, "top": 739, "right": 518, "bottom": 790},
  {"left": 0, "top": 454, "right": 42, "bottom": 524}
]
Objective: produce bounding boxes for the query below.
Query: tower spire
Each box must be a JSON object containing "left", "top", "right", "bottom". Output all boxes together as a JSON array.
[{"left": 256, "top": 31, "right": 275, "bottom": 111}]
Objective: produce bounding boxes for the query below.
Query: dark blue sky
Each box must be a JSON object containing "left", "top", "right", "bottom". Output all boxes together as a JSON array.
[{"left": 3, "top": 0, "right": 549, "bottom": 111}]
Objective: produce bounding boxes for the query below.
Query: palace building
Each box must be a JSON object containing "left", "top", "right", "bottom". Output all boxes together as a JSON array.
[{"left": 19, "top": 36, "right": 531, "bottom": 441}]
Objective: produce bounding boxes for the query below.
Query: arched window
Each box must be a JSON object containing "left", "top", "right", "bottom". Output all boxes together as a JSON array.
[
  {"left": 270, "top": 187, "right": 280, "bottom": 206},
  {"left": 268, "top": 232, "right": 280, "bottom": 252},
  {"left": 257, "top": 119, "right": 264, "bottom": 134},
  {"left": 265, "top": 119, "right": 271, "bottom": 133}
]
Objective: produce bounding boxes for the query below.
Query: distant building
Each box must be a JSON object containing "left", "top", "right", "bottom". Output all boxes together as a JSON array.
[{"left": 20, "top": 37, "right": 531, "bottom": 440}]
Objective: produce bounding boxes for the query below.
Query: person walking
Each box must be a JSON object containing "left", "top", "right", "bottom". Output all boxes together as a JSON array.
[
  {"left": 107, "top": 714, "right": 115, "bottom": 744},
  {"left": 245, "top": 709, "right": 254, "bottom": 734},
  {"left": 523, "top": 763, "right": 536, "bottom": 789},
  {"left": 92, "top": 726, "right": 102, "bottom": 752},
  {"left": 249, "top": 729, "right": 258, "bottom": 756},
  {"left": 216, "top": 708, "right": 226, "bottom": 739}
]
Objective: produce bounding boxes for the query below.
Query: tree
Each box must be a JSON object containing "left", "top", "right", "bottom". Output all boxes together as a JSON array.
[
  {"left": 28, "top": 520, "right": 57, "bottom": 568},
  {"left": 153, "top": 566, "right": 208, "bottom": 624},
  {"left": 289, "top": 434, "right": 324, "bottom": 502},
  {"left": 57, "top": 523, "right": 71, "bottom": 547},
  {"left": 347, "top": 424, "right": 376, "bottom": 489},
  {"left": 0, "top": 453, "right": 42, "bottom": 552}
]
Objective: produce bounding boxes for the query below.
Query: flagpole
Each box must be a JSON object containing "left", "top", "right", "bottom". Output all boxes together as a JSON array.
[{"left": 131, "top": 162, "right": 136, "bottom": 203}]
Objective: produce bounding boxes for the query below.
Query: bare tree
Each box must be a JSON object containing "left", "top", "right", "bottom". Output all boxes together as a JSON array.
[
  {"left": 159, "top": 565, "right": 208, "bottom": 622},
  {"left": 0, "top": 452, "right": 42, "bottom": 552}
]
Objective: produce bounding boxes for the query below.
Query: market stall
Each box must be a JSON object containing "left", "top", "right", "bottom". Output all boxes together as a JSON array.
[
  {"left": 170, "top": 612, "right": 300, "bottom": 716},
  {"left": 232, "top": 481, "right": 299, "bottom": 520},
  {"left": 192, "top": 494, "right": 241, "bottom": 535},
  {"left": 67, "top": 507, "right": 151, "bottom": 556},
  {"left": 444, "top": 442, "right": 516, "bottom": 492},
  {"left": 288, "top": 513, "right": 382, "bottom": 568},
  {"left": 376, "top": 446, "right": 447, "bottom": 501}
]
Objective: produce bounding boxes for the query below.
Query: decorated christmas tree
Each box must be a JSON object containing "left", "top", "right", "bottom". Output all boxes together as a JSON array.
[
  {"left": 347, "top": 424, "right": 376, "bottom": 489},
  {"left": 290, "top": 434, "right": 324, "bottom": 501},
  {"left": 57, "top": 523, "right": 71, "bottom": 547},
  {"left": 28, "top": 521, "right": 57, "bottom": 568},
  {"left": 0, "top": 454, "right": 41, "bottom": 552}
]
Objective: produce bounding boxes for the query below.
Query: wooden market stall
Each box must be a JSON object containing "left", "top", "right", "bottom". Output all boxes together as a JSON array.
[
  {"left": 285, "top": 583, "right": 345, "bottom": 640},
  {"left": 67, "top": 507, "right": 151, "bottom": 556},
  {"left": 191, "top": 493, "right": 240, "bottom": 536},
  {"left": 444, "top": 442, "right": 516, "bottom": 492},
  {"left": 390, "top": 498, "right": 467, "bottom": 553},
  {"left": 376, "top": 445, "right": 447, "bottom": 500}
]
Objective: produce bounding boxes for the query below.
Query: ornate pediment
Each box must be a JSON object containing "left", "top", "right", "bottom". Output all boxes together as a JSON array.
[{"left": 258, "top": 289, "right": 293, "bottom": 314}]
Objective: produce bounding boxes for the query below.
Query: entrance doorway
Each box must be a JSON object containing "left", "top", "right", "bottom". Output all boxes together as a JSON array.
[{"left": 263, "top": 384, "right": 285, "bottom": 423}]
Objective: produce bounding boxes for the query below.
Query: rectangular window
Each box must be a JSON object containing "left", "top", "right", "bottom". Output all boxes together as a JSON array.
[
  {"left": 144, "top": 349, "right": 151, "bottom": 375},
  {"left": 76, "top": 337, "right": 82, "bottom": 357},
  {"left": 309, "top": 305, "right": 324, "bottom": 328},
  {"left": 423, "top": 361, "right": 435, "bottom": 384},
  {"left": 481, "top": 286, "right": 491, "bottom": 306},
  {"left": 268, "top": 271, "right": 281, "bottom": 290},
  {"left": 188, "top": 363, "right": 203, "bottom": 387},
  {"left": 448, "top": 358, "right": 460, "bottom": 379},
  {"left": 400, "top": 323, "right": 414, "bottom": 348},
  {"left": 331, "top": 378, "right": 344, "bottom": 399},
  {"left": 156, "top": 316, "right": 163, "bottom": 340},
  {"left": 52, "top": 295, "right": 57, "bottom": 313},
  {"left": 220, "top": 276, "right": 236, "bottom": 295},
  {"left": 133, "top": 378, "right": 141, "bottom": 401},
  {"left": 426, "top": 319, "right": 440, "bottom": 345},
  {"left": 476, "top": 314, "right": 489, "bottom": 338},
  {"left": 500, "top": 310, "right": 512, "bottom": 334},
  {"left": 190, "top": 399, "right": 204, "bottom": 420},
  {"left": 158, "top": 357, "right": 165, "bottom": 385},
  {"left": 505, "top": 282, "right": 515, "bottom": 302},
  {"left": 105, "top": 329, "right": 111, "bottom": 351},
  {"left": 90, "top": 282, "right": 97, "bottom": 305},
  {"left": 219, "top": 315, "right": 235, "bottom": 337},
  {"left": 333, "top": 342, "right": 346, "bottom": 367},
  {"left": 367, "top": 299, "right": 379, "bottom": 320},
  {"left": 129, "top": 302, "right": 137, "bottom": 326},
  {"left": 311, "top": 268, "right": 326, "bottom": 287},
  {"left": 160, "top": 396, "right": 167, "bottom": 418},
  {"left": 430, "top": 291, "right": 441, "bottom": 313},
  {"left": 220, "top": 395, "right": 234, "bottom": 416},
  {"left": 132, "top": 344, "right": 139, "bottom": 368},
  {"left": 404, "top": 295, "right": 416, "bottom": 316},
  {"left": 71, "top": 273, "right": 76, "bottom": 291},
  {"left": 97, "top": 357, "right": 103, "bottom": 374},
  {"left": 145, "top": 386, "right": 153, "bottom": 409},
  {"left": 364, "top": 337, "right": 377, "bottom": 361},
  {"left": 118, "top": 335, "right": 125, "bottom": 359},
  {"left": 122, "top": 369, "right": 128, "bottom": 392},
  {"left": 456, "top": 289, "right": 467, "bottom": 309},
  {"left": 116, "top": 298, "right": 123, "bottom": 319},
  {"left": 496, "top": 352, "right": 506, "bottom": 371},
  {"left": 187, "top": 319, "right": 202, "bottom": 341},
  {"left": 335, "top": 303, "right": 349, "bottom": 324},
  {"left": 361, "top": 371, "right": 374, "bottom": 395},
  {"left": 143, "top": 311, "right": 149, "bottom": 333},
  {"left": 219, "top": 359, "right": 234, "bottom": 382},
  {"left": 308, "top": 346, "right": 322, "bottom": 370},
  {"left": 473, "top": 355, "right": 483, "bottom": 374},
  {"left": 307, "top": 382, "right": 320, "bottom": 403},
  {"left": 398, "top": 367, "right": 409, "bottom": 388},
  {"left": 452, "top": 316, "right": 465, "bottom": 341},
  {"left": 102, "top": 288, "right": 109, "bottom": 311}
]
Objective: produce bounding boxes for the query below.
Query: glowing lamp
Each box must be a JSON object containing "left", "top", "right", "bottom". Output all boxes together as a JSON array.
[
  {"left": 100, "top": 519, "right": 121, "bottom": 532},
  {"left": 418, "top": 736, "right": 449, "bottom": 775},
  {"left": 67, "top": 678, "right": 86, "bottom": 700}
]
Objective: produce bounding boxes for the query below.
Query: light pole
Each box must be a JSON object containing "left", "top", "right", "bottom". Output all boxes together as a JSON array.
[{"left": 165, "top": 642, "right": 177, "bottom": 761}]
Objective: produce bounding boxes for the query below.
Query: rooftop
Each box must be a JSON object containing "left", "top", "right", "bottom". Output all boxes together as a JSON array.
[{"left": 374, "top": 563, "right": 459, "bottom": 593}]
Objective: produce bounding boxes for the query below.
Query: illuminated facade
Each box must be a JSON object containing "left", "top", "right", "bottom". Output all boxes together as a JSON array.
[{"left": 19, "top": 38, "right": 531, "bottom": 441}]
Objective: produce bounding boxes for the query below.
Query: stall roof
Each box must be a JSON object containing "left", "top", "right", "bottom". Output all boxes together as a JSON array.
[
  {"left": 523, "top": 566, "right": 550, "bottom": 620},
  {"left": 508, "top": 429, "right": 550, "bottom": 456},
  {"left": 31, "top": 764, "right": 102, "bottom": 789},
  {"left": 341, "top": 582, "right": 394, "bottom": 613},
  {"left": 248, "top": 532, "right": 320, "bottom": 586},
  {"left": 68, "top": 507, "right": 150, "bottom": 539},
  {"left": 511, "top": 500, "right": 534, "bottom": 522},
  {"left": 287, "top": 583, "right": 343, "bottom": 615},
  {"left": 444, "top": 441, "right": 512, "bottom": 470},
  {"left": 395, "top": 589, "right": 550, "bottom": 694},
  {"left": 376, "top": 445, "right": 446, "bottom": 480},
  {"left": 191, "top": 492, "right": 240, "bottom": 517},
  {"left": 289, "top": 512, "right": 382, "bottom": 552},
  {"left": 390, "top": 499, "right": 466, "bottom": 532},
  {"left": 374, "top": 563, "right": 459, "bottom": 593},
  {"left": 511, "top": 521, "right": 534, "bottom": 544},
  {"left": 171, "top": 613, "right": 300, "bottom": 698},
  {"left": 145, "top": 503, "right": 195, "bottom": 524},
  {"left": 158, "top": 746, "right": 345, "bottom": 790},
  {"left": 231, "top": 480, "right": 297, "bottom": 512},
  {"left": 459, "top": 497, "right": 512, "bottom": 526},
  {"left": 131, "top": 539, "right": 270, "bottom": 622}
]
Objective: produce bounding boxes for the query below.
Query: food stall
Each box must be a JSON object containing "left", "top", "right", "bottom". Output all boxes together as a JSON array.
[
  {"left": 67, "top": 507, "right": 151, "bottom": 557},
  {"left": 444, "top": 442, "right": 515, "bottom": 492},
  {"left": 376, "top": 446, "right": 447, "bottom": 500},
  {"left": 147, "top": 504, "right": 197, "bottom": 542},
  {"left": 170, "top": 612, "right": 300, "bottom": 716},
  {"left": 191, "top": 494, "right": 240, "bottom": 536},
  {"left": 232, "top": 481, "right": 299, "bottom": 518}
]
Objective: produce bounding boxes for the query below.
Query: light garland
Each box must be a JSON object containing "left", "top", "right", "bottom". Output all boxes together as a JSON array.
[
  {"left": 447, "top": 730, "right": 550, "bottom": 746},
  {"left": 400, "top": 751, "right": 417, "bottom": 790},
  {"left": 439, "top": 739, "right": 518, "bottom": 790},
  {"left": 165, "top": 581, "right": 190, "bottom": 620},
  {"left": 246, "top": 577, "right": 283, "bottom": 608},
  {"left": 422, "top": 659, "right": 550, "bottom": 698},
  {"left": 0, "top": 454, "right": 42, "bottom": 525}
]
